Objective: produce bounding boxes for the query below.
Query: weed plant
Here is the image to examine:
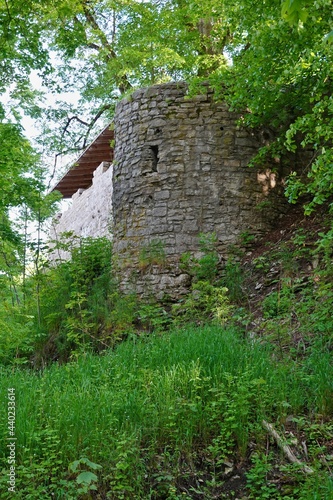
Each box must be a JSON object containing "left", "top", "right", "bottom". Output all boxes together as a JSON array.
[
  {"left": 138, "top": 240, "right": 166, "bottom": 269},
  {"left": 0, "top": 237, "right": 143, "bottom": 366},
  {"left": 179, "top": 232, "right": 220, "bottom": 284}
]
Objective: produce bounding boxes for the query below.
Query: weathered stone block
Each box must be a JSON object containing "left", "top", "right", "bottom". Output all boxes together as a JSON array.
[{"left": 154, "top": 190, "right": 170, "bottom": 200}]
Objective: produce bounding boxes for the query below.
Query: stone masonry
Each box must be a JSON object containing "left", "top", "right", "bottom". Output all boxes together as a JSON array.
[{"left": 112, "top": 82, "right": 290, "bottom": 298}]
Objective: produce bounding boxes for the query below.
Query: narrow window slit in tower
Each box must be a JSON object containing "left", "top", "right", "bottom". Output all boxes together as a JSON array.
[{"left": 150, "top": 145, "right": 159, "bottom": 172}]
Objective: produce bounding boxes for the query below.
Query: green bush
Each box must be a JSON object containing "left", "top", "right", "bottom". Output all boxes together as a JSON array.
[
  {"left": 179, "top": 233, "right": 220, "bottom": 284},
  {"left": 221, "top": 257, "right": 245, "bottom": 303},
  {"left": 36, "top": 237, "right": 115, "bottom": 361},
  {"left": 172, "top": 281, "right": 232, "bottom": 326},
  {"left": 262, "top": 285, "right": 294, "bottom": 318},
  {"left": 0, "top": 236, "right": 119, "bottom": 366},
  {"left": 246, "top": 453, "right": 279, "bottom": 499}
]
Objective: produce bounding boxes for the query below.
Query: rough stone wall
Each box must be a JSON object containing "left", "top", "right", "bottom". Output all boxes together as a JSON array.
[
  {"left": 112, "top": 82, "right": 290, "bottom": 298},
  {"left": 51, "top": 162, "right": 113, "bottom": 259}
]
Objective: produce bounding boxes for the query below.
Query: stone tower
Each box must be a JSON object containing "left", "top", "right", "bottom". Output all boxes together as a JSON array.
[{"left": 112, "top": 82, "right": 288, "bottom": 298}]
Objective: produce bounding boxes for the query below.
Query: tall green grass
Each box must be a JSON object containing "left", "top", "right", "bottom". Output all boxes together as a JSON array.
[{"left": 1, "top": 324, "right": 332, "bottom": 498}]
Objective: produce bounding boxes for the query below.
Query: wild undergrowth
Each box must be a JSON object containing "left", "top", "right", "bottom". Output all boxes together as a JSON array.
[
  {"left": 1, "top": 212, "right": 333, "bottom": 498},
  {"left": 0, "top": 233, "right": 234, "bottom": 366},
  {"left": 1, "top": 324, "right": 333, "bottom": 499}
]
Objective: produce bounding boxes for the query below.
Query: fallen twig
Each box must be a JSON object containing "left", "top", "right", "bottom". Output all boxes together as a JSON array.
[{"left": 262, "top": 420, "right": 314, "bottom": 474}]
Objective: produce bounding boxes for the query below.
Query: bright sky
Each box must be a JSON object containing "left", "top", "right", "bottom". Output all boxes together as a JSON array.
[{"left": 3, "top": 69, "right": 82, "bottom": 238}]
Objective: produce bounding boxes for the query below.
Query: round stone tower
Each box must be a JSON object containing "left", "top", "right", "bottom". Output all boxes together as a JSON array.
[{"left": 112, "top": 82, "right": 287, "bottom": 298}]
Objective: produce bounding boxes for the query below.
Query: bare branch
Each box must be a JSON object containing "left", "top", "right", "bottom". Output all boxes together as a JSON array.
[
  {"left": 112, "top": 9, "right": 116, "bottom": 45},
  {"left": 4, "top": 0, "right": 12, "bottom": 23},
  {"left": 262, "top": 420, "right": 314, "bottom": 474},
  {"left": 80, "top": 1, "right": 131, "bottom": 93},
  {"left": 82, "top": 104, "right": 112, "bottom": 148},
  {"left": 47, "top": 147, "right": 84, "bottom": 192},
  {"left": 47, "top": 104, "right": 113, "bottom": 190},
  {"left": 63, "top": 115, "right": 89, "bottom": 135},
  {"left": 81, "top": 1, "right": 117, "bottom": 59},
  {"left": 87, "top": 42, "right": 102, "bottom": 51}
]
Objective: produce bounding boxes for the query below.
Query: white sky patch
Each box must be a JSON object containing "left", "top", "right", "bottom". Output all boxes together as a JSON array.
[{"left": 2, "top": 64, "right": 83, "bottom": 242}]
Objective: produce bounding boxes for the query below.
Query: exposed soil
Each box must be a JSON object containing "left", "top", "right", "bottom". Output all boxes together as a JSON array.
[{"left": 238, "top": 202, "right": 330, "bottom": 326}]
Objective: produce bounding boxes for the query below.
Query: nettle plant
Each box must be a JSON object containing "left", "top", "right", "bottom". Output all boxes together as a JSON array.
[{"left": 69, "top": 457, "right": 102, "bottom": 496}]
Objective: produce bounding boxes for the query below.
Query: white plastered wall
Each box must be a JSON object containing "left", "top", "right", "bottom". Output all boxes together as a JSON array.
[{"left": 50, "top": 162, "right": 113, "bottom": 260}]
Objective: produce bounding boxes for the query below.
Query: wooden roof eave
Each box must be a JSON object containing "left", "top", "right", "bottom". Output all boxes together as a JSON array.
[{"left": 51, "top": 125, "right": 114, "bottom": 198}]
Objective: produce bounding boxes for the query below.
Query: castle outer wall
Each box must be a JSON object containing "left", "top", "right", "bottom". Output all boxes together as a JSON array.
[{"left": 50, "top": 162, "right": 113, "bottom": 260}]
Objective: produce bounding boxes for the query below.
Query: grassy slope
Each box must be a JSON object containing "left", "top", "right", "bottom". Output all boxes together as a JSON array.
[
  {"left": 1, "top": 323, "right": 333, "bottom": 498},
  {"left": 1, "top": 206, "right": 333, "bottom": 498}
]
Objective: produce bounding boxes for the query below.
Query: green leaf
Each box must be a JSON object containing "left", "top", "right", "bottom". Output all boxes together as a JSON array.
[
  {"left": 69, "top": 460, "right": 80, "bottom": 473},
  {"left": 324, "top": 30, "right": 333, "bottom": 44},
  {"left": 78, "top": 457, "right": 102, "bottom": 470},
  {"left": 281, "top": 0, "right": 308, "bottom": 25},
  {"left": 76, "top": 471, "right": 98, "bottom": 485}
]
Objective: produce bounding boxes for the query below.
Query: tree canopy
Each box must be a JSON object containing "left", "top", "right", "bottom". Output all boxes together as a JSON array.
[{"left": 0, "top": 0, "right": 332, "bottom": 211}]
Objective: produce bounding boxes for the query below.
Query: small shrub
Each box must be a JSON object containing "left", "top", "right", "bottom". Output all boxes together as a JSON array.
[
  {"left": 0, "top": 307, "right": 36, "bottom": 365},
  {"left": 106, "top": 434, "right": 145, "bottom": 499},
  {"left": 240, "top": 230, "right": 256, "bottom": 246},
  {"left": 25, "top": 236, "right": 116, "bottom": 363},
  {"left": 172, "top": 281, "right": 232, "bottom": 326},
  {"left": 207, "top": 374, "right": 269, "bottom": 463},
  {"left": 246, "top": 453, "right": 279, "bottom": 499},
  {"left": 137, "top": 303, "right": 170, "bottom": 332},
  {"left": 179, "top": 233, "right": 220, "bottom": 283},
  {"left": 262, "top": 285, "right": 294, "bottom": 318},
  {"left": 221, "top": 258, "right": 245, "bottom": 303}
]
